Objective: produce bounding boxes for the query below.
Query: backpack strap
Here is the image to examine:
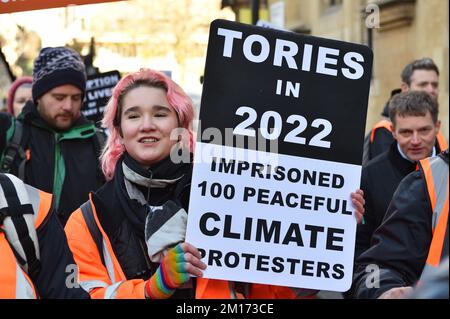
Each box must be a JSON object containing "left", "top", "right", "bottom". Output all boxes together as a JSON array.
[
  {"left": 0, "top": 173, "right": 41, "bottom": 279},
  {"left": 80, "top": 200, "right": 105, "bottom": 265},
  {"left": 1, "top": 121, "right": 26, "bottom": 173},
  {"left": 0, "top": 120, "right": 29, "bottom": 181}
]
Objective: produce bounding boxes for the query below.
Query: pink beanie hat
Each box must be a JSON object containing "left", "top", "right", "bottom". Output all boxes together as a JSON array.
[{"left": 7, "top": 76, "right": 33, "bottom": 115}]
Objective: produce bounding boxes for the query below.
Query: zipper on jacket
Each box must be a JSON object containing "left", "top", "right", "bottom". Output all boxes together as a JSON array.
[{"left": 137, "top": 238, "right": 154, "bottom": 279}]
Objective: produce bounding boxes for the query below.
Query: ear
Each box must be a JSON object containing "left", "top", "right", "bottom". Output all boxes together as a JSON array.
[
  {"left": 400, "top": 82, "right": 409, "bottom": 93},
  {"left": 390, "top": 122, "right": 398, "bottom": 140}
]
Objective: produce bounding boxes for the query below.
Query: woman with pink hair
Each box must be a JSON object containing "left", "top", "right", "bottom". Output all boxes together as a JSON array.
[
  {"left": 64, "top": 68, "right": 366, "bottom": 299},
  {"left": 7, "top": 76, "right": 33, "bottom": 117},
  {"left": 64, "top": 68, "right": 226, "bottom": 299}
]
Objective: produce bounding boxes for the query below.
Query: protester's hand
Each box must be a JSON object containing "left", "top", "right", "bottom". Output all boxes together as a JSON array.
[
  {"left": 351, "top": 189, "right": 365, "bottom": 224},
  {"left": 145, "top": 242, "right": 206, "bottom": 299},
  {"left": 378, "top": 287, "right": 413, "bottom": 299}
]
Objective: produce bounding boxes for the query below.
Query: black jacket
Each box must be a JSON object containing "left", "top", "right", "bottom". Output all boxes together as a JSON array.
[
  {"left": 356, "top": 142, "right": 416, "bottom": 258},
  {"left": 352, "top": 150, "right": 448, "bottom": 299},
  {"left": 36, "top": 203, "right": 90, "bottom": 298},
  {"left": 0, "top": 101, "right": 105, "bottom": 226}
]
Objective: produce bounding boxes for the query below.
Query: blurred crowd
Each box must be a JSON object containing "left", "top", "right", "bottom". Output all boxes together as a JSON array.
[{"left": 0, "top": 45, "right": 447, "bottom": 300}]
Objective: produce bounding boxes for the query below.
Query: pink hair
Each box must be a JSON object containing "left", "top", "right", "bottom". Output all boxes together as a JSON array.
[
  {"left": 7, "top": 76, "right": 33, "bottom": 115},
  {"left": 101, "top": 68, "right": 195, "bottom": 181}
]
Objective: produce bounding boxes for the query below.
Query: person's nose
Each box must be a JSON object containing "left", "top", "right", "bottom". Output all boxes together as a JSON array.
[
  {"left": 61, "top": 98, "right": 73, "bottom": 111},
  {"left": 141, "top": 115, "right": 156, "bottom": 131},
  {"left": 425, "top": 84, "right": 438, "bottom": 98},
  {"left": 410, "top": 131, "right": 421, "bottom": 145}
]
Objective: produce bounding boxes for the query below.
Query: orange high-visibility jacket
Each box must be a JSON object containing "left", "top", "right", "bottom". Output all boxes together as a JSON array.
[
  {"left": 418, "top": 154, "right": 449, "bottom": 280},
  {"left": 436, "top": 132, "right": 449, "bottom": 151},
  {"left": 0, "top": 234, "right": 37, "bottom": 299},
  {"left": 0, "top": 182, "right": 52, "bottom": 299},
  {"left": 65, "top": 194, "right": 300, "bottom": 299},
  {"left": 370, "top": 119, "right": 392, "bottom": 143}
]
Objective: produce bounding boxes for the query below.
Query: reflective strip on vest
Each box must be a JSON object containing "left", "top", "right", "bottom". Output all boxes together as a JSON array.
[
  {"left": 79, "top": 279, "right": 123, "bottom": 299},
  {"left": 78, "top": 237, "right": 119, "bottom": 298},
  {"left": 0, "top": 174, "right": 49, "bottom": 298},
  {"left": 370, "top": 119, "right": 392, "bottom": 143},
  {"left": 420, "top": 155, "right": 449, "bottom": 280},
  {"left": 79, "top": 280, "right": 109, "bottom": 293},
  {"left": 15, "top": 263, "right": 36, "bottom": 299},
  {"left": 104, "top": 281, "right": 125, "bottom": 299},
  {"left": 76, "top": 199, "right": 130, "bottom": 299},
  {"left": 0, "top": 234, "right": 37, "bottom": 299},
  {"left": 80, "top": 205, "right": 124, "bottom": 298},
  {"left": 103, "top": 238, "right": 116, "bottom": 284},
  {"left": 0, "top": 175, "right": 51, "bottom": 265}
]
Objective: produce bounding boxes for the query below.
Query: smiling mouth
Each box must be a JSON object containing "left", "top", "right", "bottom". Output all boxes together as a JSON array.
[{"left": 139, "top": 137, "right": 159, "bottom": 144}]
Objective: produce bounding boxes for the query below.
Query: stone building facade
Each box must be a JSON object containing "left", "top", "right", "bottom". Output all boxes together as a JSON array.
[{"left": 228, "top": 0, "right": 449, "bottom": 138}]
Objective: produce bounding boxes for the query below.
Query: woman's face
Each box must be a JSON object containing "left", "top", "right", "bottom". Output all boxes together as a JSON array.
[
  {"left": 119, "top": 86, "right": 179, "bottom": 166},
  {"left": 13, "top": 85, "right": 32, "bottom": 117}
]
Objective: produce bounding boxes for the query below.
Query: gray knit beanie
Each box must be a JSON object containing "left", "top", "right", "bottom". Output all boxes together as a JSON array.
[{"left": 32, "top": 47, "right": 87, "bottom": 102}]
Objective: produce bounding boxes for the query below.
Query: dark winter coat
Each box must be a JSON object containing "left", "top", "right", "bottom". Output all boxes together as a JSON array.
[
  {"left": 35, "top": 200, "right": 90, "bottom": 298},
  {"left": 0, "top": 101, "right": 105, "bottom": 226},
  {"left": 351, "top": 150, "right": 449, "bottom": 299},
  {"left": 356, "top": 142, "right": 416, "bottom": 258}
]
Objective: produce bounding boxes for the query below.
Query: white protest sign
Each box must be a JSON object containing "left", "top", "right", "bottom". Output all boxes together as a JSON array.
[{"left": 186, "top": 19, "right": 372, "bottom": 292}]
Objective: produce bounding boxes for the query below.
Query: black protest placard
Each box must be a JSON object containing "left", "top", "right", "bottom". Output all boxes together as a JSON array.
[
  {"left": 199, "top": 19, "right": 372, "bottom": 165},
  {"left": 186, "top": 19, "right": 372, "bottom": 292},
  {"left": 82, "top": 70, "right": 120, "bottom": 125}
]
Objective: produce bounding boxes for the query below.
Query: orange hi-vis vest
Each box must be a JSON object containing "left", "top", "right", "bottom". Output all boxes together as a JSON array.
[
  {"left": 0, "top": 174, "right": 53, "bottom": 299},
  {"left": 436, "top": 132, "right": 449, "bottom": 151},
  {"left": 0, "top": 233, "right": 37, "bottom": 299},
  {"left": 370, "top": 119, "right": 448, "bottom": 151},
  {"left": 370, "top": 119, "right": 392, "bottom": 143},
  {"left": 418, "top": 155, "right": 449, "bottom": 280},
  {"left": 65, "top": 194, "right": 301, "bottom": 299}
]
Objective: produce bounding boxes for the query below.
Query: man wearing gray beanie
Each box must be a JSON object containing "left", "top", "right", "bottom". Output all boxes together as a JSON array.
[
  {"left": 0, "top": 46, "right": 105, "bottom": 227},
  {"left": 32, "top": 47, "right": 86, "bottom": 102}
]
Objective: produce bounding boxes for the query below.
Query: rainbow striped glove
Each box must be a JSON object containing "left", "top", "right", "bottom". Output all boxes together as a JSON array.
[{"left": 145, "top": 244, "right": 189, "bottom": 299}]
